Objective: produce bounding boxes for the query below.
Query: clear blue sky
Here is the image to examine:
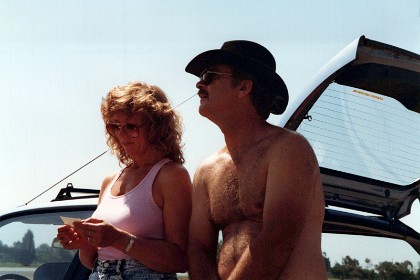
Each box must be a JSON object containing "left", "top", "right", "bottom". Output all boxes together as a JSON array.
[{"left": 1, "top": 0, "right": 419, "bottom": 266}]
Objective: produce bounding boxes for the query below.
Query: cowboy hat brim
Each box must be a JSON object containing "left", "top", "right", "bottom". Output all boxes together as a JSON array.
[{"left": 185, "top": 49, "right": 289, "bottom": 114}]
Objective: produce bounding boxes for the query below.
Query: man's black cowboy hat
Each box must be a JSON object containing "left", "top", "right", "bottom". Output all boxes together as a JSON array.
[{"left": 185, "top": 40, "right": 289, "bottom": 114}]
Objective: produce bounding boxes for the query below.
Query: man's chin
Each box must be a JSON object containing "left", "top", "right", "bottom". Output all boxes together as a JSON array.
[{"left": 198, "top": 105, "right": 206, "bottom": 116}]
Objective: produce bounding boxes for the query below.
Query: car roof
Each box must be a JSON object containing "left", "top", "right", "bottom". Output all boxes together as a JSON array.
[
  {"left": 281, "top": 35, "right": 420, "bottom": 220},
  {"left": 0, "top": 184, "right": 98, "bottom": 223}
]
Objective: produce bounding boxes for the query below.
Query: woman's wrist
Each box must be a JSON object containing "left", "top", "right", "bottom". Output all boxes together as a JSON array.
[
  {"left": 122, "top": 233, "right": 136, "bottom": 254},
  {"left": 123, "top": 233, "right": 136, "bottom": 254}
]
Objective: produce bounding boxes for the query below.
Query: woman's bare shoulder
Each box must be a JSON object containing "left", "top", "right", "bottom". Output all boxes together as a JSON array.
[
  {"left": 101, "top": 171, "right": 119, "bottom": 188},
  {"left": 159, "top": 161, "right": 190, "bottom": 178},
  {"left": 98, "top": 170, "right": 119, "bottom": 203}
]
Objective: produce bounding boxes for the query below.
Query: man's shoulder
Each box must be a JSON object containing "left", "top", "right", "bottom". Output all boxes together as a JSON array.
[
  {"left": 202, "top": 146, "right": 230, "bottom": 164},
  {"left": 195, "top": 146, "right": 231, "bottom": 175},
  {"left": 264, "top": 126, "right": 308, "bottom": 146},
  {"left": 264, "top": 127, "right": 315, "bottom": 158}
]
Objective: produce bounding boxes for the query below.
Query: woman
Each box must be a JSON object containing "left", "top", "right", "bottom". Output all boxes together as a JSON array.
[{"left": 57, "top": 81, "right": 192, "bottom": 279}]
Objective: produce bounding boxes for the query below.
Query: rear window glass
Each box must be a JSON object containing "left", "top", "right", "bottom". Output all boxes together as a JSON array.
[{"left": 297, "top": 82, "right": 419, "bottom": 186}]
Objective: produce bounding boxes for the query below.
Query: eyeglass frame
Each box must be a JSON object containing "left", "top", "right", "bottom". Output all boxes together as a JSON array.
[
  {"left": 199, "top": 70, "right": 234, "bottom": 85},
  {"left": 105, "top": 122, "right": 145, "bottom": 138}
]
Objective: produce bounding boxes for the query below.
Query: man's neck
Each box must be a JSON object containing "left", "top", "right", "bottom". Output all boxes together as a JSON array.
[{"left": 222, "top": 118, "right": 270, "bottom": 163}]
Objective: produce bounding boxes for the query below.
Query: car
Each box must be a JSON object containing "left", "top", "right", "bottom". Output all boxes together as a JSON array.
[
  {"left": 0, "top": 35, "right": 419, "bottom": 280},
  {"left": 0, "top": 184, "right": 98, "bottom": 280}
]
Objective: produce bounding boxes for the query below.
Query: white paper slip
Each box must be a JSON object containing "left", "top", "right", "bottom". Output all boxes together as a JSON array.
[{"left": 60, "top": 216, "right": 82, "bottom": 227}]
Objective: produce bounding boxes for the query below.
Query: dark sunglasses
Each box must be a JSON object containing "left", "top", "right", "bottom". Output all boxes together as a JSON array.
[
  {"left": 106, "top": 123, "right": 145, "bottom": 138},
  {"left": 199, "top": 70, "right": 233, "bottom": 85}
]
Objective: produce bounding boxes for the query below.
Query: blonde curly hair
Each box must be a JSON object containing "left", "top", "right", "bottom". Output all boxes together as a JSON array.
[{"left": 101, "top": 82, "right": 184, "bottom": 165}]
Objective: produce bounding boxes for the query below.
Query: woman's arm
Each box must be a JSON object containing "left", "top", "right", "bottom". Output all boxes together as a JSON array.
[{"left": 125, "top": 163, "right": 192, "bottom": 272}]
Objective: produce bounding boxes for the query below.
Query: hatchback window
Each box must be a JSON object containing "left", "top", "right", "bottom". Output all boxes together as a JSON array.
[{"left": 297, "top": 82, "right": 419, "bottom": 186}]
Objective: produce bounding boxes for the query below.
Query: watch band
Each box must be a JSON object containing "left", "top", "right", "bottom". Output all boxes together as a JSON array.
[{"left": 123, "top": 234, "right": 136, "bottom": 254}]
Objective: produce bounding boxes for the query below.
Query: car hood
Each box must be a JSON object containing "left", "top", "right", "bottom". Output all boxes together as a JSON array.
[{"left": 282, "top": 36, "right": 420, "bottom": 221}]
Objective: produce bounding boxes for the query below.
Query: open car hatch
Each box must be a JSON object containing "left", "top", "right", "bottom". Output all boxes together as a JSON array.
[{"left": 283, "top": 36, "right": 420, "bottom": 221}]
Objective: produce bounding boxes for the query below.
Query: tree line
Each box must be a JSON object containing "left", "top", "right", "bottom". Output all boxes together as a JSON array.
[
  {"left": 323, "top": 253, "right": 420, "bottom": 280},
  {"left": 0, "top": 229, "right": 73, "bottom": 266}
]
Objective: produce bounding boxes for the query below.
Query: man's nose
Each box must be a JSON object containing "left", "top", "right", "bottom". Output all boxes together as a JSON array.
[{"left": 196, "top": 79, "right": 205, "bottom": 89}]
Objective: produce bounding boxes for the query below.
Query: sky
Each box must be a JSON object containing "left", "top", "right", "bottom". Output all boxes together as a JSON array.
[{"left": 1, "top": 0, "right": 419, "bottom": 267}]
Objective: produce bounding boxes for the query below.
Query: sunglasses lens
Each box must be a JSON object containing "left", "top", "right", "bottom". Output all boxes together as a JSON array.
[
  {"left": 126, "top": 124, "right": 140, "bottom": 137},
  {"left": 106, "top": 124, "right": 118, "bottom": 135},
  {"left": 125, "top": 123, "right": 137, "bottom": 131},
  {"left": 106, "top": 123, "right": 141, "bottom": 138},
  {"left": 201, "top": 72, "right": 213, "bottom": 85}
]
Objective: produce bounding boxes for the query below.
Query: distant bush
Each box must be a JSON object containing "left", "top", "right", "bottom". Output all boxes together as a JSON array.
[
  {"left": 323, "top": 253, "right": 417, "bottom": 280},
  {"left": 0, "top": 230, "right": 73, "bottom": 266}
]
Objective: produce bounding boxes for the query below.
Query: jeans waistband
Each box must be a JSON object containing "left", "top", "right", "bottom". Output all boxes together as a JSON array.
[
  {"left": 92, "top": 258, "right": 178, "bottom": 279},
  {"left": 95, "top": 259, "right": 139, "bottom": 272}
]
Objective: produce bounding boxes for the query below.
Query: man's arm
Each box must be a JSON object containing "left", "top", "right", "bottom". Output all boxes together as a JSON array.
[
  {"left": 188, "top": 162, "right": 221, "bottom": 280},
  {"left": 227, "top": 133, "right": 322, "bottom": 279}
]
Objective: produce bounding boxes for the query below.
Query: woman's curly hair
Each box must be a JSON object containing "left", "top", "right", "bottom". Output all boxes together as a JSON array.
[{"left": 101, "top": 82, "right": 184, "bottom": 165}]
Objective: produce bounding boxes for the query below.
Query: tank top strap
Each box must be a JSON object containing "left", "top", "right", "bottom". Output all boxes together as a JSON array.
[
  {"left": 142, "top": 158, "right": 172, "bottom": 186},
  {"left": 104, "top": 169, "right": 124, "bottom": 195}
]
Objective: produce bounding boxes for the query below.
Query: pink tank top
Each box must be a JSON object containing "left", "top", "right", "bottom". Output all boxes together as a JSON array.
[{"left": 92, "top": 158, "right": 171, "bottom": 260}]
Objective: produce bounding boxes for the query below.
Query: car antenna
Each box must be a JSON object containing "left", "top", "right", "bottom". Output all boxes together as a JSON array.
[
  {"left": 23, "top": 150, "right": 109, "bottom": 206},
  {"left": 23, "top": 93, "right": 198, "bottom": 206}
]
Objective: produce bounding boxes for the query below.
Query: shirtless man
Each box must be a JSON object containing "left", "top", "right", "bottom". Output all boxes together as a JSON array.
[{"left": 185, "top": 40, "right": 327, "bottom": 280}]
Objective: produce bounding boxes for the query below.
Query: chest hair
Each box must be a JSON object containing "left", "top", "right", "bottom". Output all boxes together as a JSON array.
[{"left": 208, "top": 145, "right": 269, "bottom": 227}]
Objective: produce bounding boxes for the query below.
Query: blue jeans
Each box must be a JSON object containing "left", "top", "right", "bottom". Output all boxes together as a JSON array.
[{"left": 89, "top": 259, "right": 178, "bottom": 280}]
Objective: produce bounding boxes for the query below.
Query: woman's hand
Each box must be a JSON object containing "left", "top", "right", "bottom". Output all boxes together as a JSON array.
[
  {"left": 74, "top": 218, "right": 122, "bottom": 249},
  {"left": 57, "top": 223, "right": 87, "bottom": 250}
]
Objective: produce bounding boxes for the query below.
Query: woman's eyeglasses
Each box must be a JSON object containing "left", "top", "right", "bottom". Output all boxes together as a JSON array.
[
  {"left": 106, "top": 123, "right": 144, "bottom": 138},
  {"left": 199, "top": 70, "right": 233, "bottom": 85}
]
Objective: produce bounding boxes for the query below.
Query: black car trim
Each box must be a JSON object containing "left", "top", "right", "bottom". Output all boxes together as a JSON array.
[
  {"left": 323, "top": 208, "right": 420, "bottom": 255},
  {"left": 322, "top": 168, "right": 419, "bottom": 220}
]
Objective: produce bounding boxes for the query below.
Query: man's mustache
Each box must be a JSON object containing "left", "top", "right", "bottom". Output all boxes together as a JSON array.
[{"left": 197, "top": 89, "right": 208, "bottom": 96}]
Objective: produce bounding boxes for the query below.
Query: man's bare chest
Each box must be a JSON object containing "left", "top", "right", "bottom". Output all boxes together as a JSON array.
[{"left": 207, "top": 161, "right": 267, "bottom": 227}]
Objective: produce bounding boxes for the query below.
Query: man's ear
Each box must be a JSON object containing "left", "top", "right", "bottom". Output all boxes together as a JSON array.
[{"left": 237, "top": 80, "right": 253, "bottom": 98}]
